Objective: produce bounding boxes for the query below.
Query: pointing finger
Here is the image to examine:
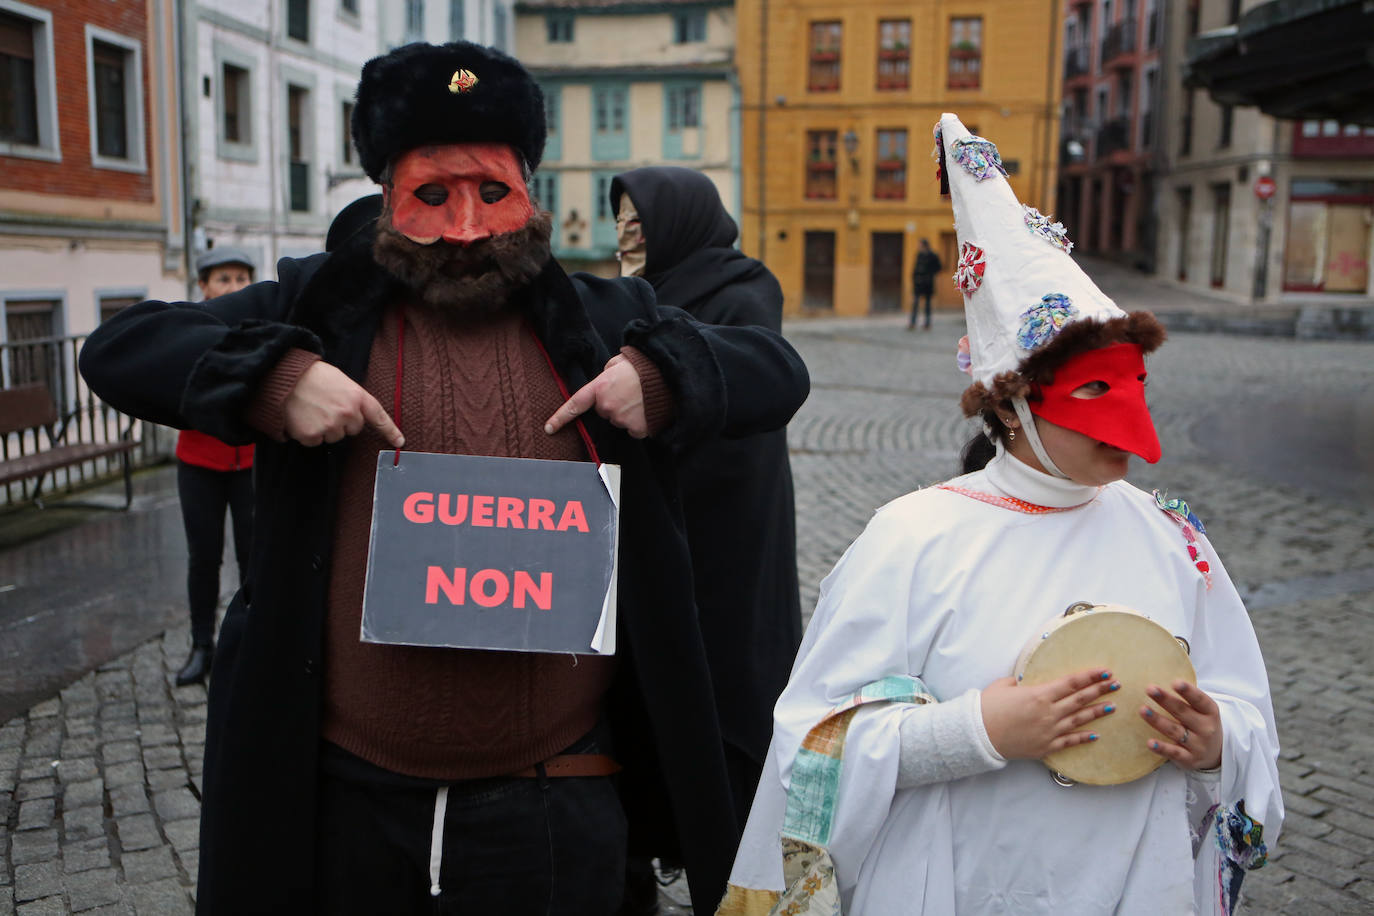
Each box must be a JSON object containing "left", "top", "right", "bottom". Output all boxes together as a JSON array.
[
  {"left": 545, "top": 379, "right": 599, "bottom": 435},
  {"left": 360, "top": 392, "right": 404, "bottom": 448}
]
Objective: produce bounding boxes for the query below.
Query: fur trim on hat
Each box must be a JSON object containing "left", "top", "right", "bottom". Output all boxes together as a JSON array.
[
  {"left": 960, "top": 311, "right": 1166, "bottom": 417},
  {"left": 352, "top": 41, "right": 546, "bottom": 183}
]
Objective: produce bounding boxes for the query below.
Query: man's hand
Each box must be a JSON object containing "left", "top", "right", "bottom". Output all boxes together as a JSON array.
[
  {"left": 282, "top": 361, "right": 404, "bottom": 448},
  {"left": 544, "top": 353, "right": 647, "bottom": 439}
]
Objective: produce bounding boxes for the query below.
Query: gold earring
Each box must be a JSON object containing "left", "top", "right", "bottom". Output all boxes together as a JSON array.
[{"left": 1008, "top": 427, "right": 1016, "bottom": 442}]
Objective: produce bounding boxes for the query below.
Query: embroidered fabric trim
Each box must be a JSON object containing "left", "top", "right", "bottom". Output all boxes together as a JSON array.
[
  {"left": 1023, "top": 204, "right": 1074, "bottom": 253},
  {"left": 937, "top": 485, "right": 1085, "bottom": 515},
  {"left": 1017, "top": 293, "right": 1079, "bottom": 351},
  {"left": 1153, "top": 489, "right": 1213, "bottom": 590},
  {"left": 1210, "top": 800, "right": 1268, "bottom": 915},
  {"left": 952, "top": 135, "right": 1008, "bottom": 181},
  {"left": 954, "top": 241, "right": 987, "bottom": 295}
]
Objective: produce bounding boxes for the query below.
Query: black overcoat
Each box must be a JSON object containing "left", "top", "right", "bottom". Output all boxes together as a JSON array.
[
  {"left": 79, "top": 227, "right": 810, "bottom": 915},
  {"left": 611, "top": 168, "right": 803, "bottom": 787}
]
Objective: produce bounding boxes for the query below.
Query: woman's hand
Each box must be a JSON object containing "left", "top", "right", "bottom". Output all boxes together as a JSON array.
[
  {"left": 982, "top": 668, "right": 1120, "bottom": 761},
  {"left": 1141, "top": 680, "right": 1224, "bottom": 771}
]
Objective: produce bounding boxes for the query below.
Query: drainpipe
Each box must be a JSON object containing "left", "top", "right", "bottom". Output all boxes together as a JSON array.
[
  {"left": 175, "top": 0, "right": 195, "bottom": 300},
  {"left": 1041, "top": 0, "right": 1059, "bottom": 213},
  {"left": 755, "top": 0, "right": 767, "bottom": 262}
]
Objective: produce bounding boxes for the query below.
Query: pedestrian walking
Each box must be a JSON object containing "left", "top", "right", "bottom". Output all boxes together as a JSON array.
[
  {"left": 908, "top": 238, "right": 941, "bottom": 330},
  {"left": 610, "top": 167, "right": 804, "bottom": 913},
  {"left": 720, "top": 113, "right": 1281, "bottom": 915},
  {"left": 171, "top": 247, "right": 257, "bottom": 686},
  {"left": 79, "top": 41, "right": 809, "bottom": 916}
]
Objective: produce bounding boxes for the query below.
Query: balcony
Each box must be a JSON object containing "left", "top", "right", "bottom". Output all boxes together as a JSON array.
[
  {"left": 1096, "top": 117, "right": 1131, "bottom": 156},
  {"left": 1064, "top": 44, "right": 1091, "bottom": 79},
  {"left": 1100, "top": 18, "right": 1138, "bottom": 68}
]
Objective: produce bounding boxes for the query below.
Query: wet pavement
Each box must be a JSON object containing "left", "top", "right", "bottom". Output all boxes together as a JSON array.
[{"left": 3, "top": 300, "right": 1374, "bottom": 913}]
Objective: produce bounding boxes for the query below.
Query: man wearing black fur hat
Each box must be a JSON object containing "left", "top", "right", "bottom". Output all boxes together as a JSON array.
[{"left": 80, "top": 41, "right": 808, "bottom": 915}]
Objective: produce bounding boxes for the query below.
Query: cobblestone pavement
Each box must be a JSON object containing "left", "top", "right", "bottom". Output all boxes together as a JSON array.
[{"left": 3, "top": 314, "right": 1373, "bottom": 914}]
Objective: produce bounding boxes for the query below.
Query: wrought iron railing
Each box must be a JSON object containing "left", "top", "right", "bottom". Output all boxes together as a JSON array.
[{"left": 1, "top": 334, "right": 173, "bottom": 510}]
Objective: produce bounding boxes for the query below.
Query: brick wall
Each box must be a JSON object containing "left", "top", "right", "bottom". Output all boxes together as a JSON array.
[{"left": 0, "top": 0, "right": 154, "bottom": 203}]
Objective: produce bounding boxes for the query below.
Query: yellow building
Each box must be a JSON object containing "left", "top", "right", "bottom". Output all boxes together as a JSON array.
[
  {"left": 514, "top": 0, "right": 741, "bottom": 275},
  {"left": 737, "top": 1, "right": 1063, "bottom": 315}
]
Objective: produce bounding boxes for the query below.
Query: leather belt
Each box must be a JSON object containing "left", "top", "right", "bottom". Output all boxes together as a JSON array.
[{"left": 512, "top": 753, "right": 621, "bottom": 779}]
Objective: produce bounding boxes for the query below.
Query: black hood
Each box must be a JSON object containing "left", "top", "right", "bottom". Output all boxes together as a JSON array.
[{"left": 611, "top": 167, "right": 769, "bottom": 312}]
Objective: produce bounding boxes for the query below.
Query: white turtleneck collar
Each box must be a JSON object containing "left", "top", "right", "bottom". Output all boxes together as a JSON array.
[{"left": 982, "top": 444, "right": 1101, "bottom": 509}]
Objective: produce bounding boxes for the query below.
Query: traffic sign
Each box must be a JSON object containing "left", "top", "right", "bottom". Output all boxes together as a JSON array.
[{"left": 1254, "top": 176, "right": 1277, "bottom": 200}]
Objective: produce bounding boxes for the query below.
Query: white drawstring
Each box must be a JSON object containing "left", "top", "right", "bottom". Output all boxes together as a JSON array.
[
  {"left": 1011, "top": 396, "right": 1068, "bottom": 479},
  {"left": 429, "top": 786, "right": 449, "bottom": 897}
]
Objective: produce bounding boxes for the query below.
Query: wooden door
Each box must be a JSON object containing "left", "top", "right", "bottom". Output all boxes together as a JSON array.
[
  {"left": 1325, "top": 204, "right": 1371, "bottom": 292},
  {"left": 869, "top": 232, "right": 903, "bottom": 313},
  {"left": 803, "top": 231, "right": 836, "bottom": 310},
  {"left": 934, "top": 231, "right": 960, "bottom": 307}
]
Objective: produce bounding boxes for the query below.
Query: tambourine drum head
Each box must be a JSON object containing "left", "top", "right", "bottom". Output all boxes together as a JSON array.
[{"left": 1017, "top": 608, "right": 1196, "bottom": 786}]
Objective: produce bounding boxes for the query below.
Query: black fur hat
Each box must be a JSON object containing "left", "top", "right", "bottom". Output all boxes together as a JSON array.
[{"left": 352, "top": 41, "right": 546, "bottom": 183}]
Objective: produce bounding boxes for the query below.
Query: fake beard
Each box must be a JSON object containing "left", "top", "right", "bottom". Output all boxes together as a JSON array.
[{"left": 373, "top": 208, "right": 553, "bottom": 321}]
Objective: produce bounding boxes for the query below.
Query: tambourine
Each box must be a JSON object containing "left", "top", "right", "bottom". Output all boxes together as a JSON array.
[{"left": 1013, "top": 601, "right": 1196, "bottom": 786}]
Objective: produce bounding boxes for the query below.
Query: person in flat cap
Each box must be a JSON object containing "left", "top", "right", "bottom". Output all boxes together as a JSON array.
[
  {"left": 80, "top": 41, "right": 808, "bottom": 915},
  {"left": 168, "top": 246, "right": 259, "bottom": 686},
  {"left": 608, "top": 168, "right": 802, "bottom": 904},
  {"left": 721, "top": 113, "right": 1280, "bottom": 915}
]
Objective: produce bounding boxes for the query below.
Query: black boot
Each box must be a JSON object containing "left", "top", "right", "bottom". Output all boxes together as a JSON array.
[{"left": 175, "top": 643, "right": 214, "bottom": 686}]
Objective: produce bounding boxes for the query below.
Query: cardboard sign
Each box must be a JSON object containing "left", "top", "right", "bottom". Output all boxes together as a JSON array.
[{"left": 361, "top": 451, "right": 620, "bottom": 655}]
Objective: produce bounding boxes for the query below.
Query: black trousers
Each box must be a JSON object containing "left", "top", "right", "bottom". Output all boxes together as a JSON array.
[
  {"left": 176, "top": 462, "right": 253, "bottom": 645},
  {"left": 314, "top": 736, "right": 628, "bottom": 915},
  {"left": 909, "top": 287, "right": 934, "bottom": 328}
]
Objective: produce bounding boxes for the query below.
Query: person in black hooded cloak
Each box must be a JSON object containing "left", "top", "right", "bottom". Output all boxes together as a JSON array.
[{"left": 609, "top": 166, "right": 804, "bottom": 826}]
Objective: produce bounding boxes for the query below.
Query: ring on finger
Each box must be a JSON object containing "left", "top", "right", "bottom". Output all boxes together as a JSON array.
[{"left": 1179, "top": 727, "right": 1189, "bottom": 746}]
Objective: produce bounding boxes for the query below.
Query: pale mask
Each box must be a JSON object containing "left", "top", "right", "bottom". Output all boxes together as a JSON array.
[{"left": 615, "top": 196, "right": 645, "bottom": 278}]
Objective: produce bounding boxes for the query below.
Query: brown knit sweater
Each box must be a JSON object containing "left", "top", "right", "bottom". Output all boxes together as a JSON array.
[{"left": 251, "top": 303, "right": 671, "bottom": 780}]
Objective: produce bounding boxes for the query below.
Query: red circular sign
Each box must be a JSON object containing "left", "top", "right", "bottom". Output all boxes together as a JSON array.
[{"left": 1254, "top": 176, "right": 1277, "bottom": 200}]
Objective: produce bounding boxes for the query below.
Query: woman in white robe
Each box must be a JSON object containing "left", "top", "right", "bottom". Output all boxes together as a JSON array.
[{"left": 721, "top": 115, "right": 1281, "bottom": 916}]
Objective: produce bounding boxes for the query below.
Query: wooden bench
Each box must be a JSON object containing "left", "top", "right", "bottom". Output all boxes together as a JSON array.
[{"left": 0, "top": 383, "right": 139, "bottom": 509}]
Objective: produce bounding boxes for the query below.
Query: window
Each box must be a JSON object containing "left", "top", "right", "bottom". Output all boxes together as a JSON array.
[
  {"left": 5, "top": 298, "right": 58, "bottom": 390},
  {"left": 591, "top": 84, "right": 628, "bottom": 160},
  {"left": 340, "top": 100, "right": 354, "bottom": 164},
  {"left": 98, "top": 295, "right": 139, "bottom": 325},
  {"left": 222, "top": 63, "right": 250, "bottom": 145},
  {"left": 546, "top": 13, "right": 573, "bottom": 43},
  {"left": 874, "top": 128, "right": 906, "bottom": 200},
  {"left": 674, "top": 10, "right": 705, "bottom": 44},
  {"left": 288, "top": 84, "right": 310, "bottom": 212},
  {"left": 86, "top": 27, "right": 144, "bottom": 171},
  {"left": 805, "top": 130, "right": 837, "bottom": 200},
  {"left": 287, "top": 0, "right": 309, "bottom": 42},
  {"left": 542, "top": 83, "right": 561, "bottom": 159},
  {"left": 666, "top": 85, "right": 700, "bottom": 130},
  {"left": 1218, "top": 104, "right": 1233, "bottom": 148},
  {"left": 1210, "top": 183, "right": 1230, "bottom": 288},
  {"left": 0, "top": 9, "right": 38, "bottom": 145},
  {"left": 340, "top": 0, "right": 358, "bottom": 14},
  {"left": 948, "top": 17, "right": 982, "bottom": 90},
  {"left": 877, "top": 19, "right": 910, "bottom": 90},
  {"left": 404, "top": 0, "right": 425, "bottom": 41},
  {"left": 546, "top": 90, "right": 558, "bottom": 134},
  {"left": 448, "top": 0, "right": 465, "bottom": 40},
  {"left": 808, "top": 22, "right": 841, "bottom": 93},
  {"left": 530, "top": 173, "right": 557, "bottom": 218},
  {"left": 1176, "top": 186, "right": 1192, "bottom": 281},
  {"left": 492, "top": 4, "right": 506, "bottom": 50}
]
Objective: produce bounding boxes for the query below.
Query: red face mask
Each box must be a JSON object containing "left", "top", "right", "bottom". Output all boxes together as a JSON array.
[
  {"left": 1029, "top": 342, "right": 1162, "bottom": 464},
  {"left": 384, "top": 143, "right": 534, "bottom": 246}
]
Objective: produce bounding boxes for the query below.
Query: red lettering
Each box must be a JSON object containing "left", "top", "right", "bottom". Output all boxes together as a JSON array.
[
  {"left": 527, "top": 498, "right": 556, "bottom": 530},
  {"left": 556, "top": 500, "right": 589, "bottom": 533},
  {"left": 471, "top": 495, "right": 495, "bottom": 526},
  {"left": 512, "top": 571, "right": 553, "bottom": 610},
  {"left": 497, "top": 496, "right": 525, "bottom": 529},
  {"left": 438, "top": 493, "right": 468, "bottom": 525},
  {"left": 403, "top": 492, "right": 435, "bottom": 524},
  {"left": 425, "top": 567, "right": 466, "bottom": 604},
  {"left": 469, "top": 569, "right": 510, "bottom": 607}
]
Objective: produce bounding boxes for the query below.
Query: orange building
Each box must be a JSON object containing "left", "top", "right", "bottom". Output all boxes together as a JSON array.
[{"left": 736, "top": 1, "right": 1063, "bottom": 315}]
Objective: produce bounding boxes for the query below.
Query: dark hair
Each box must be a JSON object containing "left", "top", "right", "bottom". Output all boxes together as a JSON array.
[{"left": 959, "top": 408, "right": 1010, "bottom": 474}]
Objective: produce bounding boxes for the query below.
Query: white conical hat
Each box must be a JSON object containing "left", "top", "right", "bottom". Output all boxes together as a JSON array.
[{"left": 937, "top": 112, "right": 1123, "bottom": 388}]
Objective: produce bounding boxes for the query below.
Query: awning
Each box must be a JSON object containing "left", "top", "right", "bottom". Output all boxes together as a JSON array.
[{"left": 1183, "top": 0, "right": 1374, "bottom": 126}]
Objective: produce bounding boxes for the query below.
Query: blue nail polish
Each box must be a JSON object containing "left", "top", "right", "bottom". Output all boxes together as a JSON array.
[
  {"left": 1089, "top": 734, "right": 1098, "bottom": 741},
  {"left": 1152, "top": 741, "right": 1160, "bottom": 749},
  {"left": 1104, "top": 705, "right": 1115, "bottom": 714},
  {"left": 1100, "top": 672, "right": 1111, "bottom": 680},
  {"left": 1145, "top": 708, "right": 1154, "bottom": 716},
  {"left": 1109, "top": 682, "right": 1120, "bottom": 691}
]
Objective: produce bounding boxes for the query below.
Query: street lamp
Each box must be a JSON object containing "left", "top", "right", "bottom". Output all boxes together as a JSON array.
[{"left": 843, "top": 129, "right": 859, "bottom": 174}]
